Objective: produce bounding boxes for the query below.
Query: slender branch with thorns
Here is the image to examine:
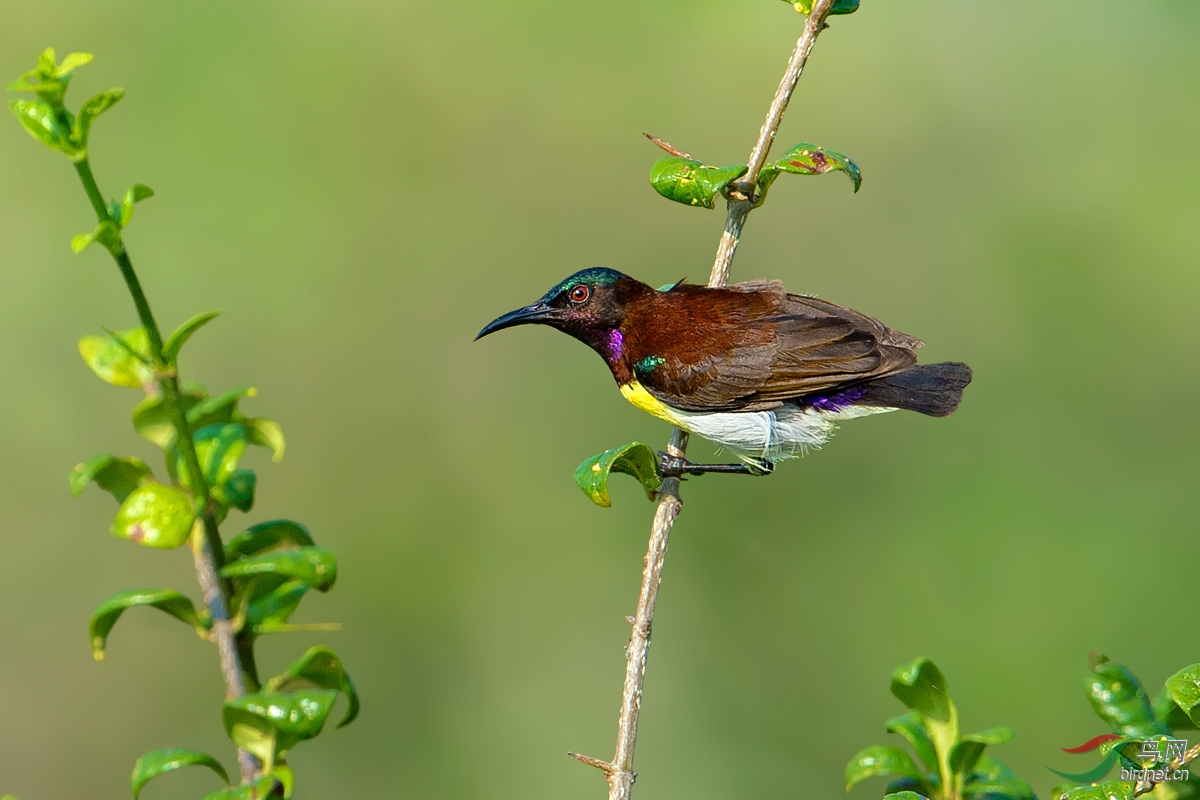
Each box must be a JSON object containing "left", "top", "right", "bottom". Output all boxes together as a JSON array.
[{"left": 568, "top": 2, "right": 840, "bottom": 797}]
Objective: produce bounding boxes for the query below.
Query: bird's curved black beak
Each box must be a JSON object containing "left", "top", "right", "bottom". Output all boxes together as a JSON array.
[{"left": 475, "top": 303, "right": 559, "bottom": 341}]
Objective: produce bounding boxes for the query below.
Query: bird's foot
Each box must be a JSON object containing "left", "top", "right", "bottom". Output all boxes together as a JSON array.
[{"left": 657, "top": 452, "right": 773, "bottom": 478}]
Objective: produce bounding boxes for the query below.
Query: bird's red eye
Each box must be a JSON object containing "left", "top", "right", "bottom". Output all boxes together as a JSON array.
[{"left": 569, "top": 285, "right": 590, "bottom": 303}]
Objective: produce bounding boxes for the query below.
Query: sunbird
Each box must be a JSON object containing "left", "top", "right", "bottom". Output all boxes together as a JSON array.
[{"left": 476, "top": 268, "right": 971, "bottom": 475}]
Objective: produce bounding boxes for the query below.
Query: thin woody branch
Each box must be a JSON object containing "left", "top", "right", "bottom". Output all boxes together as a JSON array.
[{"left": 573, "top": 3, "right": 840, "bottom": 798}]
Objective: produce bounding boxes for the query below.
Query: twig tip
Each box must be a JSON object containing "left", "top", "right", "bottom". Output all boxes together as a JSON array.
[
  {"left": 568, "top": 752, "right": 615, "bottom": 774},
  {"left": 642, "top": 132, "right": 693, "bottom": 161}
]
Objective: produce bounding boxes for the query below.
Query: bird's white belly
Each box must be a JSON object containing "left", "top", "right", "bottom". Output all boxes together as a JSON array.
[{"left": 619, "top": 380, "right": 894, "bottom": 465}]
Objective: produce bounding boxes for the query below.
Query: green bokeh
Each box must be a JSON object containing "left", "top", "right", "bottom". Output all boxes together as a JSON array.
[{"left": 2, "top": 1, "right": 1198, "bottom": 798}]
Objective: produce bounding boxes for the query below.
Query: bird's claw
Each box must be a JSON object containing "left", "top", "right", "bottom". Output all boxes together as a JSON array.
[{"left": 658, "top": 452, "right": 690, "bottom": 478}]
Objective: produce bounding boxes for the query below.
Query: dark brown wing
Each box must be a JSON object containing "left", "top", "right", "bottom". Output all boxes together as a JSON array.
[{"left": 627, "top": 280, "right": 922, "bottom": 412}]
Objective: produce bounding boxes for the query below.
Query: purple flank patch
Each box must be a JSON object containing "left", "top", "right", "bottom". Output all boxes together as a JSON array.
[
  {"left": 803, "top": 386, "right": 866, "bottom": 412},
  {"left": 606, "top": 329, "right": 624, "bottom": 361}
]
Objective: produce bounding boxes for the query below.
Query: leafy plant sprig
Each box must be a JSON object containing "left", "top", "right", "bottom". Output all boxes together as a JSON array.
[
  {"left": 846, "top": 658, "right": 1035, "bottom": 800},
  {"left": 9, "top": 48, "right": 358, "bottom": 798},
  {"left": 1047, "top": 655, "right": 1200, "bottom": 800}
]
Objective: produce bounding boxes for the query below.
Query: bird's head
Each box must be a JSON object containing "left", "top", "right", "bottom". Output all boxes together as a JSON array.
[{"left": 475, "top": 267, "right": 643, "bottom": 361}]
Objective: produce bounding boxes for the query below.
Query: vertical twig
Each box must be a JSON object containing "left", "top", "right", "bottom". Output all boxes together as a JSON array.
[
  {"left": 710, "top": 1, "right": 833, "bottom": 288},
  {"left": 571, "top": 3, "right": 838, "bottom": 798}
]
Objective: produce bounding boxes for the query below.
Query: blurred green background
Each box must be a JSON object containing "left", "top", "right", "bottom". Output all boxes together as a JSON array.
[{"left": 2, "top": 1, "right": 1198, "bottom": 798}]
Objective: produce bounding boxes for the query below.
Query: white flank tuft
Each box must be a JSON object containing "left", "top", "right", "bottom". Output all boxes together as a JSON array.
[{"left": 672, "top": 403, "right": 895, "bottom": 467}]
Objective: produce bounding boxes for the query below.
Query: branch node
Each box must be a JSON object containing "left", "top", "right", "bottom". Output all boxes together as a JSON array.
[{"left": 568, "top": 752, "right": 615, "bottom": 774}]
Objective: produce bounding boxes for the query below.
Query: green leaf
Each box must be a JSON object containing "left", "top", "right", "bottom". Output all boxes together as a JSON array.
[
  {"left": 950, "top": 741, "right": 987, "bottom": 785},
  {"left": 9, "top": 98, "right": 78, "bottom": 156},
  {"left": 245, "top": 417, "right": 286, "bottom": 462},
  {"left": 55, "top": 51, "right": 94, "bottom": 77},
  {"left": 187, "top": 386, "right": 256, "bottom": 427},
  {"left": 117, "top": 182, "right": 153, "bottom": 228},
  {"left": 846, "top": 745, "right": 923, "bottom": 790},
  {"left": 38, "top": 48, "right": 57, "bottom": 75},
  {"left": 574, "top": 442, "right": 663, "bottom": 508},
  {"left": 649, "top": 157, "right": 747, "bottom": 209},
  {"left": 111, "top": 483, "right": 196, "bottom": 549},
  {"left": 964, "top": 754, "right": 1036, "bottom": 800},
  {"left": 776, "top": 142, "right": 862, "bottom": 187},
  {"left": 884, "top": 793, "right": 929, "bottom": 800},
  {"left": 223, "top": 690, "right": 338, "bottom": 765},
  {"left": 755, "top": 142, "right": 862, "bottom": 207},
  {"left": 214, "top": 469, "right": 256, "bottom": 513},
  {"left": 132, "top": 388, "right": 203, "bottom": 449},
  {"left": 201, "top": 774, "right": 284, "bottom": 800},
  {"left": 7, "top": 73, "right": 41, "bottom": 91},
  {"left": 72, "top": 87, "right": 123, "bottom": 150},
  {"left": 891, "top": 657, "right": 954, "bottom": 726},
  {"left": 1099, "top": 735, "right": 1138, "bottom": 758},
  {"left": 78, "top": 327, "right": 153, "bottom": 388},
  {"left": 131, "top": 748, "right": 228, "bottom": 799},
  {"left": 162, "top": 310, "right": 221, "bottom": 364},
  {"left": 185, "top": 423, "right": 247, "bottom": 490},
  {"left": 131, "top": 394, "right": 176, "bottom": 448},
  {"left": 71, "top": 219, "right": 122, "bottom": 254},
  {"left": 790, "top": 0, "right": 860, "bottom": 15},
  {"left": 966, "top": 727, "right": 1015, "bottom": 745},
  {"left": 950, "top": 727, "right": 1014, "bottom": 786},
  {"left": 1085, "top": 658, "right": 1169, "bottom": 738},
  {"left": 70, "top": 454, "right": 153, "bottom": 502},
  {"left": 891, "top": 658, "right": 958, "bottom": 770},
  {"left": 887, "top": 711, "right": 939, "bottom": 771},
  {"left": 245, "top": 580, "right": 310, "bottom": 633},
  {"left": 1059, "top": 780, "right": 1135, "bottom": 800},
  {"left": 886, "top": 779, "right": 934, "bottom": 797},
  {"left": 265, "top": 646, "right": 360, "bottom": 728},
  {"left": 227, "top": 520, "right": 316, "bottom": 561},
  {"left": 949, "top": 726, "right": 1016, "bottom": 782},
  {"left": 222, "top": 548, "right": 338, "bottom": 592},
  {"left": 89, "top": 589, "right": 201, "bottom": 661},
  {"left": 1164, "top": 665, "right": 1200, "bottom": 728},
  {"left": 272, "top": 764, "right": 295, "bottom": 799}
]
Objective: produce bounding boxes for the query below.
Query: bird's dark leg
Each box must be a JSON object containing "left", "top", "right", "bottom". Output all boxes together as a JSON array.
[{"left": 657, "top": 451, "right": 773, "bottom": 478}]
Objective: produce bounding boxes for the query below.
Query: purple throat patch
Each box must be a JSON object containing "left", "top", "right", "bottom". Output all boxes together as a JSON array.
[{"left": 606, "top": 329, "right": 624, "bottom": 361}]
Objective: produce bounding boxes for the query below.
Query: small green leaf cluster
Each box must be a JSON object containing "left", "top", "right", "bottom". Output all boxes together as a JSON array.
[
  {"left": 121, "top": 590, "right": 355, "bottom": 797},
  {"left": 649, "top": 142, "right": 862, "bottom": 210},
  {"left": 7, "top": 48, "right": 109, "bottom": 160},
  {"left": 72, "top": 321, "right": 355, "bottom": 795},
  {"left": 785, "top": 0, "right": 861, "bottom": 15},
  {"left": 72, "top": 318, "right": 282, "bottom": 546},
  {"left": 574, "top": 442, "right": 663, "bottom": 507},
  {"left": 7, "top": 48, "right": 152, "bottom": 257},
  {"left": 846, "top": 657, "right": 1034, "bottom": 800},
  {"left": 71, "top": 182, "right": 154, "bottom": 255},
  {"left": 1051, "top": 655, "right": 1200, "bottom": 800}
]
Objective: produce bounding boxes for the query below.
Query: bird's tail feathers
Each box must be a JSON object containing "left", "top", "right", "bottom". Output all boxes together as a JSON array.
[{"left": 859, "top": 362, "right": 972, "bottom": 417}]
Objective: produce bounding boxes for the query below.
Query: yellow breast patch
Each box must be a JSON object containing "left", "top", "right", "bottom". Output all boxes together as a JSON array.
[{"left": 619, "top": 381, "right": 685, "bottom": 426}]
